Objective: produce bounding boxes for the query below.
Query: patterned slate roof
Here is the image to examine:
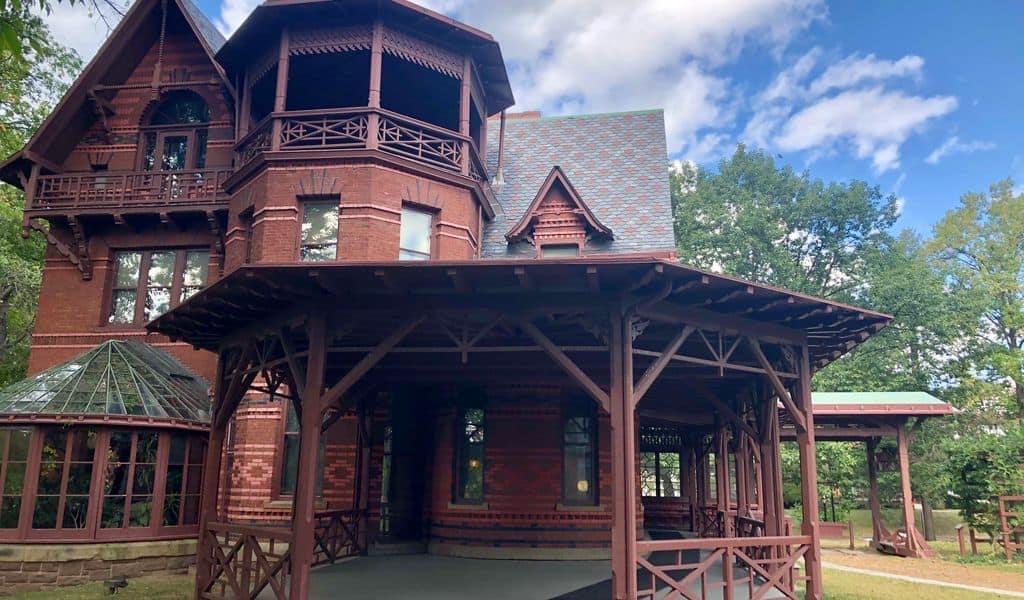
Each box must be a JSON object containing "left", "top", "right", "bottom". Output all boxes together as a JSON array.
[
  {"left": 483, "top": 110, "right": 675, "bottom": 258},
  {"left": 0, "top": 340, "right": 210, "bottom": 423},
  {"left": 180, "top": 0, "right": 227, "bottom": 54}
]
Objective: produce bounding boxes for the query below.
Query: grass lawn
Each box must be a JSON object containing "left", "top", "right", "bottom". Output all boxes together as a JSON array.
[
  {"left": 821, "top": 567, "right": 1011, "bottom": 599},
  {"left": 827, "top": 508, "right": 962, "bottom": 541},
  {"left": 7, "top": 574, "right": 191, "bottom": 599}
]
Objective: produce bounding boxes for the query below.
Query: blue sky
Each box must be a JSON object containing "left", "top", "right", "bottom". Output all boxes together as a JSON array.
[{"left": 47, "top": 0, "right": 1024, "bottom": 233}]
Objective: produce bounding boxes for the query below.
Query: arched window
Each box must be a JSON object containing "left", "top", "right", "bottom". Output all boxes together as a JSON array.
[{"left": 139, "top": 92, "right": 211, "bottom": 172}]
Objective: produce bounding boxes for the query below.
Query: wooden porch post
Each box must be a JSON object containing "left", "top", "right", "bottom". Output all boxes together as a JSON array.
[
  {"left": 609, "top": 312, "right": 637, "bottom": 600},
  {"left": 194, "top": 353, "right": 230, "bottom": 599},
  {"left": 270, "top": 27, "right": 289, "bottom": 151},
  {"left": 695, "top": 441, "right": 708, "bottom": 528},
  {"left": 682, "top": 441, "right": 697, "bottom": 531},
  {"left": 758, "top": 393, "right": 779, "bottom": 537},
  {"left": 735, "top": 435, "right": 750, "bottom": 516},
  {"left": 289, "top": 312, "right": 328, "bottom": 598},
  {"left": 896, "top": 423, "right": 918, "bottom": 555},
  {"left": 714, "top": 422, "right": 733, "bottom": 536},
  {"left": 355, "top": 398, "right": 372, "bottom": 551},
  {"left": 866, "top": 438, "right": 883, "bottom": 543},
  {"left": 796, "top": 346, "right": 823, "bottom": 600},
  {"left": 366, "top": 20, "right": 383, "bottom": 151}
]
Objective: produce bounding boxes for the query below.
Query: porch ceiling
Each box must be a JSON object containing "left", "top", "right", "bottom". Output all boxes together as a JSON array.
[{"left": 147, "top": 257, "right": 891, "bottom": 370}]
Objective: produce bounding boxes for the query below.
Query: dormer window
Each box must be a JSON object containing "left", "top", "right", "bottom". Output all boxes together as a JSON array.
[
  {"left": 505, "top": 166, "right": 612, "bottom": 258},
  {"left": 138, "top": 92, "right": 211, "bottom": 172}
]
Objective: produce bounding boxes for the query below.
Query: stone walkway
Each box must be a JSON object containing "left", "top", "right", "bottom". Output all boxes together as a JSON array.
[{"left": 822, "top": 562, "right": 1024, "bottom": 598}]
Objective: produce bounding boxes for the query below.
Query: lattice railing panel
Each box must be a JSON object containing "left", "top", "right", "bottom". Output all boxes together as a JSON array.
[
  {"left": 32, "top": 169, "right": 231, "bottom": 210},
  {"left": 313, "top": 509, "right": 365, "bottom": 566},
  {"left": 280, "top": 114, "right": 368, "bottom": 150},
  {"left": 635, "top": 535, "right": 811, "bottom": 600},
  {"left": 378, "top": 114, "right": 464, "bottom": 171},
  {"left": 200, "top": 522, "right": 292, "bottom": 600}
]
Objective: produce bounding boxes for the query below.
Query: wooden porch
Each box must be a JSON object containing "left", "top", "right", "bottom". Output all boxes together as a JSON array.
[{"left": 147, "top": 258, "right": 891, "bottom": 599}]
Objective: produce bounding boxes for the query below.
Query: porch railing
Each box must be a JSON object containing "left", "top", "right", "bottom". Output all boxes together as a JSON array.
[
  {"left": 636, "top": 535, "right": 811, "bottom": 600},
  {"left": 236, "top": 107, "right": 488, "bottom": 180},
  {"left": 199, "top": 521, "right": 292, "bottom": 600},
  {"left": 694, "top": 506, "right": 724, "bottom": 537},
  {"left": 312, "top": 508, "right": 365, "bottom": 566},
  {"left": 31, "top": 168, "right": 232, "bottom": 211}
]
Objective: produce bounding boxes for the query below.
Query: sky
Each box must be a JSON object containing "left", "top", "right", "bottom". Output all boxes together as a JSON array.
[{"left": 43, "top": 0, "right": 1024, "bottom": 234}]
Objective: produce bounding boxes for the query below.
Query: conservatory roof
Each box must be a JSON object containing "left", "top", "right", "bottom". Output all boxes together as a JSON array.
[{"left": 0, "top": 340, "right": 210, "bottom": 426}]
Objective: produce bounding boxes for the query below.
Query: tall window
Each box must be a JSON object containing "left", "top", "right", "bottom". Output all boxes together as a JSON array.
[
  {"left": 399, "top": 206, "right": 432, "bottom": 260},
  {"left": 163, "top": 434, "right": 204, "bottom": 527},
  {"left": 562, "top": 401, "right": 597, "bottom": 505},
  {"left": 300, "top": 202, "right": 339, "bottom": 261},
  {"left": 640, "top": 451, "right": 681, "bottom": 498},
  {"left": 139, "top": 92, "right": 210, "bottom": 171},
  {"left": 32, "top": 429, "right": 97, "bottom": 530},
  {"left": 0, "top": 429, "right": 30, "bottom": 529},
  {"left": 280, "top": 402, "right": 324, "bottom": 496},
  {"left": 108, "top": 249, "right": 209, "bottom": 325},
  {"left": 454, "top": 407, "right": 485, "bottom": 503},
  {"left": 101, "top": 431, "right": 159, "bottom": 528}
]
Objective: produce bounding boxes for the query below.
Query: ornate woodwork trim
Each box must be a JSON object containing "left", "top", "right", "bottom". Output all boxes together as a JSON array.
[
  {"left": 23, "top": 219, "right": 92, "bottom": 280},
  {"left": 381, "top": 26, "right": 463, "bottom": 79},
  {"left": 289, "top": 26, "right": 373, "bottom": 57},
  {"left": 506, "top": 166, "right": 613, "bottom": 249}
]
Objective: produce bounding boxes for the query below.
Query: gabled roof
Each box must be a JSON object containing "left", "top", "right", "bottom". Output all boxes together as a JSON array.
[
  {"left": 0, "top": 340, "right": 210, "bottom": 425},
  {"left": 0, "top": 0, "right": 230, "bottom": 187},
  {"left": 483, "top": 111, "right": 675, "bottom": 258},
  {"left": 505, "top": 166, "right": 613, "bottom": 244}
]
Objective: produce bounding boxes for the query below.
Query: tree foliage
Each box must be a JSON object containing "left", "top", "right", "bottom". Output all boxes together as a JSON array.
[
  {"left": 0, "top": 14, "right": 79, "bottom": 385},
  {"left": 671, "top": 145, "right": 899, "bottom": 299}
]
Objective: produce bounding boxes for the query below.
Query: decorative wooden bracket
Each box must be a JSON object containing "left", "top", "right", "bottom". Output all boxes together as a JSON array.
[
  {"left": 24, "top": 218, "right": 92, "bottom": 280},
  {"left": 205, "top": 210, "right": 225, "bottom": 275}
]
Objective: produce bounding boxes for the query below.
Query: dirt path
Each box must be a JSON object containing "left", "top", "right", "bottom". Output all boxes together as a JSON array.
[{"left": 821, "top": 548, "right": 1024, "bottom": 595}]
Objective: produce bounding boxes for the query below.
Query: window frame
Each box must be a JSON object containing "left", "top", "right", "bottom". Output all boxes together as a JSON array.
[
  {"left": 539, "top": 243, "right": 581, "bottom": 259},
  {"left": 641, "top": 450, "right": 682, "bottom": 499},
  {"left": 274, "top": 400, "right": 325, "bottom": 500},
  {"left": 560, "top": 399, "right": 598, "bottom": 506},
  {"left": 136, "top": 92, "right": 211, "bottom": 172},
  {"left": 298, "top": 199, "right": 340, "bottom": 262},
  {"left": 398, "top": 205, "right": 434, "bottom": 261},
  {"left": 0, "top": 428, "right": 31, "bottom": 531},
  {"left": 106, "top": 248, "right": 210, "bottom": 327},
  {"left": 452, "top": 405, "right": 486, "bottom": 505}
]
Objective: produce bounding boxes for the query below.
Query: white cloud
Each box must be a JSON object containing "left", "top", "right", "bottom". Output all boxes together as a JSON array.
[
  {"left": 418, "top": 0, "right": 826, "bottom": 161},
  {"left": 745, "top": 48, "right": 955, "bottom": 173},
  {"left": 41, "top": 2, "right": 123, "bottom": 61},
  {"left": 807, "top": 53, "right": 924, "bottom": 97},
  {"left": 774, "top": 87, "right": 956, "bottom": 173},
  {"left": 925, "top": 136, "right": 995, "bottom": 164},
  {"left": 217, "top": 0, "right": 261, "bottom": 35}
]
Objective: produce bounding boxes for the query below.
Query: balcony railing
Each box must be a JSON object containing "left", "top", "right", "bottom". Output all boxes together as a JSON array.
[
  {"left": 30, "top": 168, "right": 232, "bottom": 212},
  {"left": 236, "top": 107, "right": 489, "bottom": 181}
]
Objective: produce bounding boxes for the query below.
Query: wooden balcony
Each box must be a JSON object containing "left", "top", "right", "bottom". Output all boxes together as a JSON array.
[
  {"left": 28, "top": 168, "right": 233, "bottom": 216},
  {"left": 235, "top": 107, "right": 489, "bottom": 184}
]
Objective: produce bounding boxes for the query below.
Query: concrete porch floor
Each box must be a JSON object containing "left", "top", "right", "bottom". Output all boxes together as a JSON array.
[{"left": 284, "top": 551, "right": 788, "bottom": 599}]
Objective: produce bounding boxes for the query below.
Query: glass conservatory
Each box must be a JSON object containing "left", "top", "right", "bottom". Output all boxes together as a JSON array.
[{"left": 0, "top": 340, "right": 209, "bottom": 542}]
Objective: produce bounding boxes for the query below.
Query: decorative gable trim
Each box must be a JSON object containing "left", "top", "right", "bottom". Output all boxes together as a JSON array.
[{"left": 505, "top": 166, "right": 613, "bottom": 249}]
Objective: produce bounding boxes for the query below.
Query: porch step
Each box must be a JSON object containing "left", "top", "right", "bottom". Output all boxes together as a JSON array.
[{"left": 370, "top": 540, "right": 428, "bottom": 556}]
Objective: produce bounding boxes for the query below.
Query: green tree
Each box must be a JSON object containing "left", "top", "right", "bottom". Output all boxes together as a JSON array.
[
  {"left": 0, "top": 14, "right": 79, "bottom": 384},
  {"left": 671, "top": 144, "right": 899, "bottom": 299},
  {"left": 1, "top": 0, "right": 120, "bottom": 65},
  {"left": 928, "top": 180, "right": 1024, "bottom": 419}
]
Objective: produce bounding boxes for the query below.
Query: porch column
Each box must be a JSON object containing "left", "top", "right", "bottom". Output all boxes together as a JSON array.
[
  {"left": 366, "top": 20, "right": 383, "bottom": 150},
  {"left": 609, "top": 312, "right": 637, "bottom": 600},
  {"left": 865, "top": 438, "right": 883, "bottom": 543},
  {"left": 684, "top": 442, "right": 698, "bottom": 532},
  {"left": 695, "top": 442, "right": 707, "bottom": 530},
  {"left": 289, "top": 312, "right": 328, "bottom": 598},
  {"left": 714, "top": 422, "right": 733, "bottom": 536},
  {"left": 355, "top": 399, "right": 372, "bottom": 551},
  {"left": 896, "top": 423, "right": 918, "bottom": 554},
  {"left": 796, "top": 346, "right": 823, "bottom": 600},
  {"left": 270, "top": 27, "right": 289, "bottom": 151},
  {"left": 735, "top": 436, "right": 750, "bottom": 516},
  {"left": 758, "top": 394, "right": 779, "bottom": 537},
  {"left": 193, "top": 352, "right": 230, "bottom": 599}
]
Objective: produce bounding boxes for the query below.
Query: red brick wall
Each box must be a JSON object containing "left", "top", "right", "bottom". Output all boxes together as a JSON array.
[{"left": 224, "top": 162, "right": 480, "bottom": 271}]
